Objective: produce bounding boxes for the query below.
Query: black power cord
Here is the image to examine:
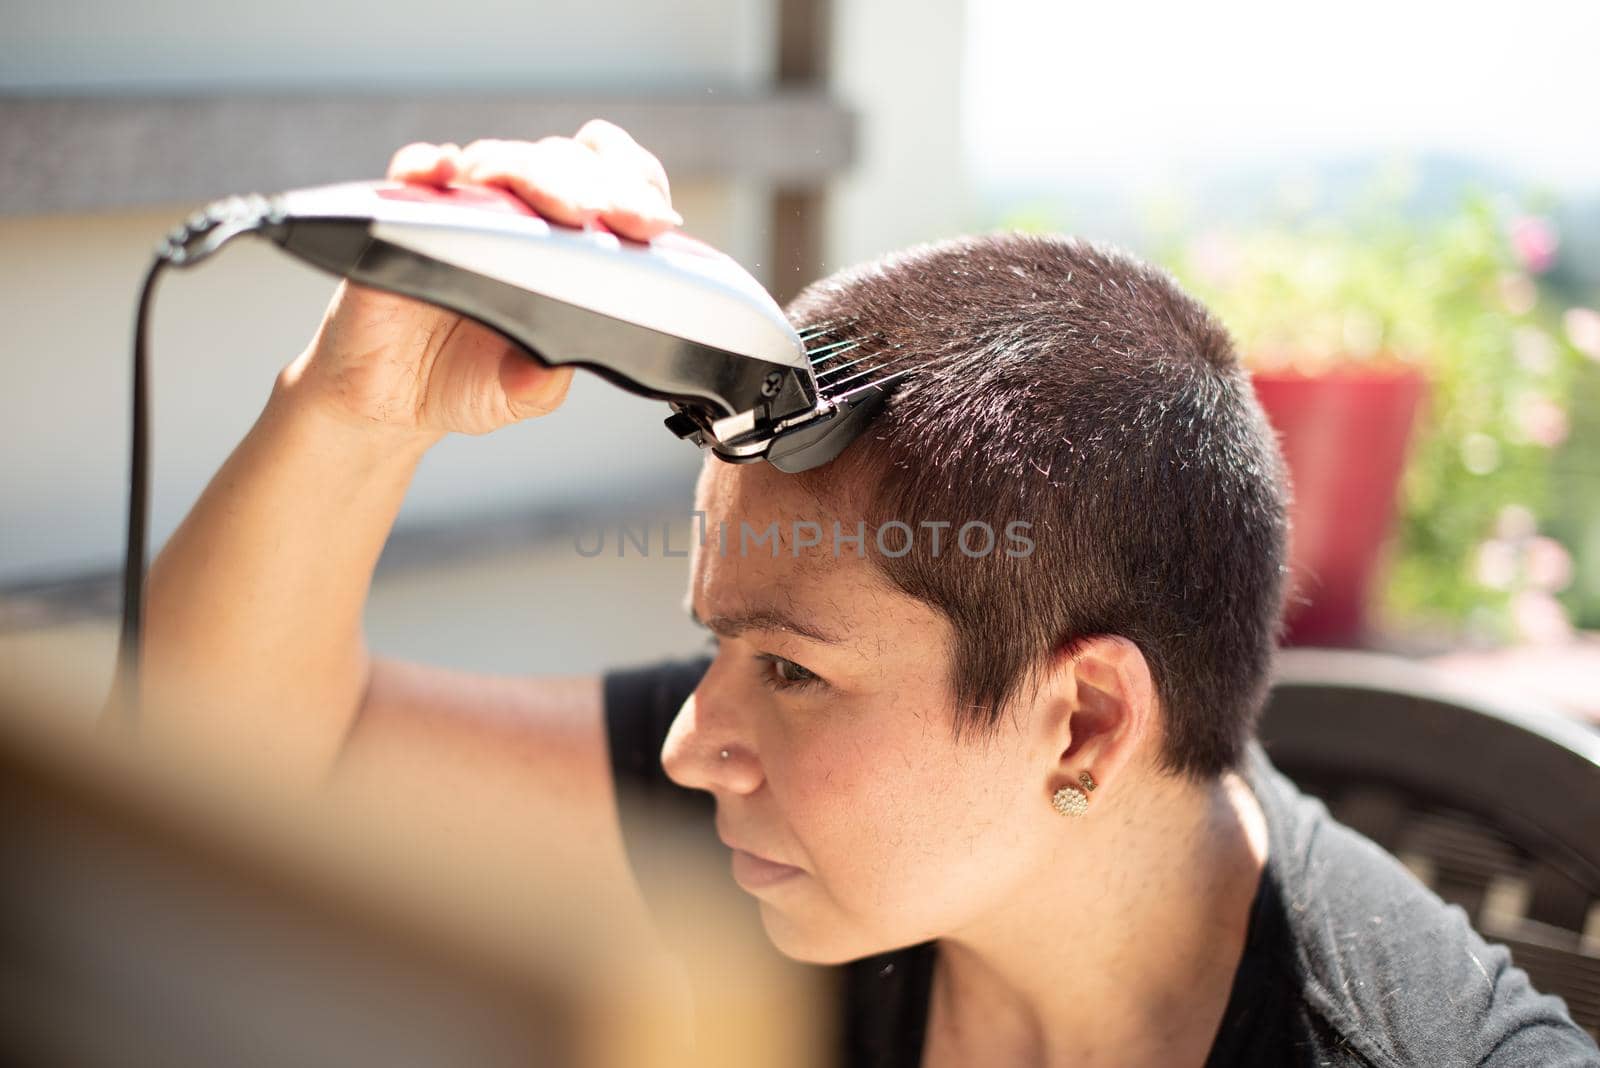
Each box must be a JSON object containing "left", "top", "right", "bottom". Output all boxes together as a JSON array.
[
  {"left": 107, "top": 194, "right": 278, "bottom": 728},
  {"left": 107, "top": 254, "right": 167, "bottom": 728}
]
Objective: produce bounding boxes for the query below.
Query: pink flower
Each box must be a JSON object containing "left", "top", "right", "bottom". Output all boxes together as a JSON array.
[
  {"left": 1565, "top": 307, "right": 1600, "bottom": 361},
  {"left": 1525, "top": 536, "right": 1575, "bottom": 593},
  {"left": 1515, "top": 395, "right": 1569, "bottom": 448},
  {"left": 1510, "top": 589, "right": 1573, "bottom": 645},
  {"left": 1509, "top": 215, "right": 1559, "bottom": 274}
]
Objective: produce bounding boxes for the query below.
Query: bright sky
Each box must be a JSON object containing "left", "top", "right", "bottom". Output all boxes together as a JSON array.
[{"left": 963, "top": 0, "right": 1600, "bottom": 194}]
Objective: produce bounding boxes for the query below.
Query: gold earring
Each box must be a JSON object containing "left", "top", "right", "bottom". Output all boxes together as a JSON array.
[
  {"left": 1052, "top": 785, "right": 1088, "bottom": 816},
  {"left": 1052, "top": 770, "right": 1098, "bottom": 817}
]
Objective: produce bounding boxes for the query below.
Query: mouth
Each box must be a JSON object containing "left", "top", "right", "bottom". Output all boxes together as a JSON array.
[
  {"left": 728, "top": 847, "right": 805, "bottom": 890},
  {"left": 716, "top": 826, "right": 805, "bottom": 889}
]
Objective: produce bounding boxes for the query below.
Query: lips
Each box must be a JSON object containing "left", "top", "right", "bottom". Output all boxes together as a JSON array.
[
  {"left": 717, "top": 833, "right": 795, "bottom": 870},
  {"left": 728, "top": 847, "right": 804, "bottom": 890},
  {"left": 717, "top": 822, "right": 805, "bottom": 891},
  {"left": 715, "top": 822, "right": 801, "bottom": 871}
]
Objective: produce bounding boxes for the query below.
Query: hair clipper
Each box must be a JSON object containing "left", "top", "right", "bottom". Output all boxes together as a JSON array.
[{"left": 162, "top": 181, "right": 907, "bottom": 472}]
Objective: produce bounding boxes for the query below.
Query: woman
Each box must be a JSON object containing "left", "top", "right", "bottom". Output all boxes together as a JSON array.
[{"left": 136, "top": 121, "right": 1599, "bottom": 1066}]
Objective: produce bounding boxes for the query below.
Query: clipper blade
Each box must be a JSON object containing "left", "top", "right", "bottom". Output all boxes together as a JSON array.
[
  {"left": 745, "top": 319, "right": 914, "bottom": 473},
  {"left": 665, "top": 319, "right": 914, "bottom": 472},
  {"left": 801, "top": 320, "right": 915, "bottom": 403}
]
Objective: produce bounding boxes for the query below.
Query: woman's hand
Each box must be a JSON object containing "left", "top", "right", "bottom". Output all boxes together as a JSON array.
[{"left": 277, "top": 120, "right": 683, "bottom": 441}]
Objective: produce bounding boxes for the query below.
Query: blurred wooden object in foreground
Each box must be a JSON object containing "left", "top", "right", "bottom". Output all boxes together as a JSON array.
[{"left": 0, "top": 690, "right": 835, "bottom": 1067}]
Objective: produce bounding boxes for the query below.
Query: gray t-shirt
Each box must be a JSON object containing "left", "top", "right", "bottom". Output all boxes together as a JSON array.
[{"left": 603, "top": 655, "right": 1600, "bottom": 1067}]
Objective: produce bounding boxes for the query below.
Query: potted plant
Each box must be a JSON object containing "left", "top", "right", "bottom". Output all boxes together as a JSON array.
[{"left": 1169, "top": 187, "right": 1593, "bottom": 649}]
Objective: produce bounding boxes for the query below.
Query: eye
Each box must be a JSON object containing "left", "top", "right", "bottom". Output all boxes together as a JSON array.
[{"left": 755, "top": 653, "right": 824, "bottom": 692}]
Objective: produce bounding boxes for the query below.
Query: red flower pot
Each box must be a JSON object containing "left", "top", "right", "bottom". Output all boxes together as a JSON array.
[{"left": 1251, "top": 366, "right": 1428, "bottom": 647}]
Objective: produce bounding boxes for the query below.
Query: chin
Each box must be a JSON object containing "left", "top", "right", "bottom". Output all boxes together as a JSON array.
[{"left": 754, "top": 900, "right": 884, "bottom": 967}]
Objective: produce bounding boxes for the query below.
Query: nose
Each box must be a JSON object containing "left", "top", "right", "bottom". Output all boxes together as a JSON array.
[{"left": 661, "top": 660, "right": 763, "bottom": 796}]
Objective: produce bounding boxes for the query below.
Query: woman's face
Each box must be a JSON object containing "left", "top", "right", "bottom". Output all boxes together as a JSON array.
[{"left": 662, "top": 458, "right": 1058, "bottom": 965}]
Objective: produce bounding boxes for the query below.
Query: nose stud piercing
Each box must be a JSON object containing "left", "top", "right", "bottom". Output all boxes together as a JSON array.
[
  {"left": 719, "top": 749, "right": 731, "bottom": 760},
  {"left": 1052, "top": 770, "right": 1098, "bottom": 817}
]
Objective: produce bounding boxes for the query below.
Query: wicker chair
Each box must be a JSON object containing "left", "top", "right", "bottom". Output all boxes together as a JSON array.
[{"left": 1257, "top": 648, "right": 1600, "bottom": 1041}]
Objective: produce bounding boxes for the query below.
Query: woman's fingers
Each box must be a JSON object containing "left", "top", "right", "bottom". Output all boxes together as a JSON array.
[
  {"left": 387, "top": 141, "right": 461, "bottom": 185},
  {"left": 574, "top": 120, "right": 681, "bottom": 240},
  {"left": 575, "top": 118, "right": 673, "bottom": 206},
  {"left": 593, "top": 189, "right": 683, "bottom": 242},
  {"left": 457, "top": 137, "right": 614, "bottom": 227},
  {"left": 387, "top": 125, "right": 682, "bottom": 240}
]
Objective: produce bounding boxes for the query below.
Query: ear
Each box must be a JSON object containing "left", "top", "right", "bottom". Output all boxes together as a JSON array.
[{"left": 1037, "top": 634, "right": 1158, "bottom": 794}]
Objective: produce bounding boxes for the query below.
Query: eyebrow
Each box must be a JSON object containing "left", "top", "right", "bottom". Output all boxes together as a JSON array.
[{"left": 684, "top": 600, "right": 844, "bottom": 645}]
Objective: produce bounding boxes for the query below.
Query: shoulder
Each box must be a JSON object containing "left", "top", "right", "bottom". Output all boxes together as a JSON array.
[{"left": 1243, "top": 741, "right": 1600, "bottom": 1067}]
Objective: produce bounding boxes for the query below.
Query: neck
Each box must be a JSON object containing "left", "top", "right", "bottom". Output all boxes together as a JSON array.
[{"left": 924, "top": 767, "right": 1269, "bottom": 1068}]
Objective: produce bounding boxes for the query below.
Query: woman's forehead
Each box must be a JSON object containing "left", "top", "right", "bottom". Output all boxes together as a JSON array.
[
  {"left": 684, "top": 554, "right": 946, "bottom": 667},
  {"left": 691, "top": 460, "right": 864, "bottom": 573},
  {"left": 693, "top": 454, "right": 843, "bottom": 520},
  {"left": 684, "top": 525, "right": 944, "bottom": 659}
]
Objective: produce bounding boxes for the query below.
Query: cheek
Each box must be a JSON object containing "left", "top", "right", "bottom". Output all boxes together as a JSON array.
[{"left": 774, "top": 705, "right": 1024, "bottom": 922}]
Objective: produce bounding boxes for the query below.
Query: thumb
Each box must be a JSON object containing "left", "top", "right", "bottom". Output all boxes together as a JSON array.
[{"left": 500, "top": 353, "right": 575, "bottom": 419}]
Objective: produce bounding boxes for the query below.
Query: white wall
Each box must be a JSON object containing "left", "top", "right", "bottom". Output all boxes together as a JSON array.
[
  {"left": 822, "top": 0, "right": 972, "bottom": 273},
  {"left": 0, "top": 0, "right": 774, "bottom": 92}
]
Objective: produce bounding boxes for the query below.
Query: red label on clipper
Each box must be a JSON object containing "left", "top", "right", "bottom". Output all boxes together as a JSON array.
[{"left": 376, "top": 183, "right": 536, "bottom": 215}]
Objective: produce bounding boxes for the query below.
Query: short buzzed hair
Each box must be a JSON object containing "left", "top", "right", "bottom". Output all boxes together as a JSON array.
[{"left": 786, "top": 232, "right": 1291, "bottom": 781}]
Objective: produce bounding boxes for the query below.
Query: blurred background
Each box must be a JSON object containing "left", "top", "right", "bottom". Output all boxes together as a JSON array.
[{"left": 3, "top": 0, "right": 1596, "bottom": 722}]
